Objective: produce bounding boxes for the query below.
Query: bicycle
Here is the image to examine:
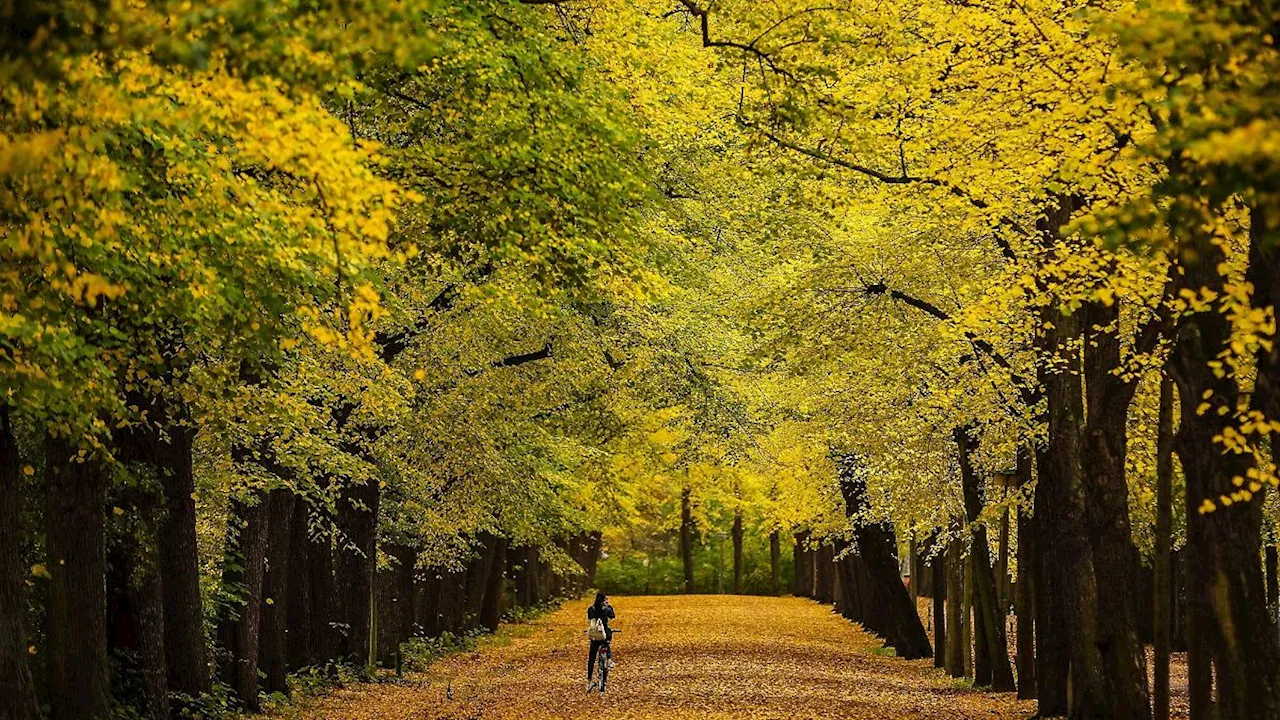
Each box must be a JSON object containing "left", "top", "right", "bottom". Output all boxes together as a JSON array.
[{"left": 587, "top": 628, "right": 621, "bottom": 694}]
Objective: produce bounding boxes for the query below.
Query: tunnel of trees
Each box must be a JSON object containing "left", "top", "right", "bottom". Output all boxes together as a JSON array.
[{"left": 2, "top": 1, "right": 1280, "bottom": 719}]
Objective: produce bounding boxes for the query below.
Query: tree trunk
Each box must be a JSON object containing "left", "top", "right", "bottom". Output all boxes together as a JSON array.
[
  {"left": 962, "top": 551, "right": 972, "bottom": 678},
  {"left": 997, "top": 508, "right": 1010, "bottom": 612},
  {"left": 732, "top": 511, "right": 743, "bottom": 594},
  {"left": 151, "top": 416, "right": 212, "bottom": 700},
  {"left": 45, "top": 436, "right": 111, "bottom": 720},
  {"left": 792, "top": 532, "right": 808, "bottom": 596},
  {"left": 1266, "top": 546, "right": 1278, "bottom": 614},
  {"left": 260, "top": 489, "right": 295, "bottom": 695},
  {"left": 106, "top": 482, "right": 168, "bottom": 720},
  {"left": 932, "top": 549, "right": 946, "bottom": 669},
  {"left": 836, "top": 454, "right": 932, "bottom": 659},
  {"left": 305, "top": 484, "right": 336, "bottom": 664},
  {"left": 335, "top": 477, "right": 379, "bottom": 666},
  {"left": 815, "top": 544, "right": 834, "bottom": 604},
  {"left": 480, "top": 538, "right": 507, "bottom": 632},
  {"left": 0, "top": 408, "right": 38, "bottom": 720},
  {"left": 218, "top": 494, "right": 268, "bottom": 711},
  {"left": 769, "top": 530, "right": 781, "bottom": 595},
  {"left": 1155, "top": 373, "right": 1174, "bottom": 720},
  {"left": 1169, "top": 209, "right": 1280, "bottom": 720},
  {"left": 1014, "top": 443, "right": 1036, "bottom": 700},
  {"left": 954, "top": 427, "right": 1016, "bottom": 691},
  {"left": 285, "top": 498, "right": 314, "bottom": 670},
  {"left": 680, "top": 486, "right": 695, "bottom": 594},
  {"left": 1081, "top": 298, "right": 1152, "bottom": 719},
  {"left": 1039, "top": 298, "right": 1107, "bottom": 717},
  {"left": 945, "top": 536, "right": 965, "bottom": 678}
]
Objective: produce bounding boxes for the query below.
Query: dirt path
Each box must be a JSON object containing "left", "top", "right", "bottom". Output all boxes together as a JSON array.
[{"left": 302, "top": 595, "right": 1034, "bottom": 720}]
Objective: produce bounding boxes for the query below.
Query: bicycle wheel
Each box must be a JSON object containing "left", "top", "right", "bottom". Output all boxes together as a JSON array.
[{"left": 597, "top": 647, "right": 609, "bottom": 692}]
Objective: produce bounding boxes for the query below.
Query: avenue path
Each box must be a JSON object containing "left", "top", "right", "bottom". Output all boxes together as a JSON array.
[{"left": 302, "top": 595, "right": 1034, "bottom": 720}]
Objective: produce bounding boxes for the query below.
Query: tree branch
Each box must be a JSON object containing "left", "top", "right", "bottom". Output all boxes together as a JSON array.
[
  {"left": 861, "top": 281, "right": 1041, "bottom": 406},
  {"left": 755, "top": 126, "right": 1023, "bottom": 260}
]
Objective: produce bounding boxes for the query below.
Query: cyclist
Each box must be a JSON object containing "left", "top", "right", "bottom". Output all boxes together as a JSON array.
[{"left": 585, "top": 591, "right": 615, "bottom": 692}]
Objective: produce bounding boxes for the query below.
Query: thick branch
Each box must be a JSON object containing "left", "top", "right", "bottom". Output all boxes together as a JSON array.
[
  {"left": 464, "top": 341, "right": 554, "bottom": 378},
  {"left": 676, "top": 1, "right": 797, "bottom": 81},
  {"left": 862, "top": 281, "right": 1041, "bottom": 406},
  {"left": 756, "top": 127, "right": 1022, "bottom": 260}
]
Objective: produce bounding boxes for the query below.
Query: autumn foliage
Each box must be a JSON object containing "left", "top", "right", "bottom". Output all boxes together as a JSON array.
[{"left": 1, "top": 1, "right": 1279, "bottom": 720}]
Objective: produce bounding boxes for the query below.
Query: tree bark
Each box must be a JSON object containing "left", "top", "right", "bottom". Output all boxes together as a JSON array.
[
  {"left": 792, "top": 532, "right": 808, "bottom": 596},
  {"left": 1038, "top": 299, "right": 1107, "bottom": 717},
  {"left": 285, "top": 498, "right": 314, "bottom": 670},
  {"left": 769, "top": 530, "right": 781, "bottom": 595},
  {"left": 836, "top": 454, "right": 932, "bottom": 660},
  {"left": 480, "top": 538, "right": 507, "bottom": 632},
  {"left": 815, "top": 543, "right": 834, "bottom": 604},
  {"left": 334, "top": 477, "right": 379, "bottom": 666},
  {"left": 1081, "top": 298, "right": 1152, "bottom": 719},
  {"left": 44, "top": 436, "right": 112, "bottom": 720},
  {"left": 113, "top": 388, "right": 209, "bottom": 702},
  {"left": 945, "top": 536, "right": 965, "bottom": 678},
  {"left": 0, "top": 408, "right": 38, "bottom": 720},
  {"left": 305, "top": 483, "right": 336, "bottom": 664},
  {"left": 1014, "top": 444, "right": 1037, "bottom": 700},
  {"left": 932, "top": 548, "right": 946, "bottom": 669},
  {"left": 680, "top": 486, "right": 695, "bottom": 594},
  {"left": 1155, "top": 373, "right": 1174, "bottom": 720},
  {"left": 218, "top": 493, "right": 268, "bottom": 711},
  {"left": 260, "top": 489, "right": 295, "bottom": 695},
  {"left": 1168, "top": 207, "right": 1280, "bottom": 720},
  {"left": 106, "top": 481, "right": 169, "bottom": 720},
  {"left": 1266, "top": 545, "right": 1278, "bottom": 614},
  {"left": 954, "top": 427, "right": 1016, "bottom": 691},
  {"left": 155, "top": 429, "right": 211, "bottom": 703},
  {"left": 732, "top": 511, "right": 743, "bottom": 594}
]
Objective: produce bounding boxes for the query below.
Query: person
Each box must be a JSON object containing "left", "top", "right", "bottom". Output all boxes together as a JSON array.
[{"left": 586, "top": 591, "right": 615, "bottom": 691}]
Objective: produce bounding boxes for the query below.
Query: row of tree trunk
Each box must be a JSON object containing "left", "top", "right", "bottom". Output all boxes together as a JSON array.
[{"left": 0, "top": 402, "right": 603, "bottom": 720}]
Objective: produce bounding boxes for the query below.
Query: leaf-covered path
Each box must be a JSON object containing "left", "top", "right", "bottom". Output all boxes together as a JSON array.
[{"left": 302, "top": 595, "right": 1034, "bottom": 720}]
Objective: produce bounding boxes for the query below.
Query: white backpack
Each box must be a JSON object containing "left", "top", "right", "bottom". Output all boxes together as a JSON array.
[{"left": 587, "top": 615, "right": 607, "bottom": 641}]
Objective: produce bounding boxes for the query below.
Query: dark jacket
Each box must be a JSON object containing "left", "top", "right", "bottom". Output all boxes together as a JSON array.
[{"left": 587, "top": 602, "right": 615, "bottom": 639}]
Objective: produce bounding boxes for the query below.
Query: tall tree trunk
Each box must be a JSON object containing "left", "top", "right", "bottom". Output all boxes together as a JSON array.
[
  {"left": 305, "top": 483, "right": 336, "bottom": 664},
  {"left": 1169, "top": 208, "right": 1280, "bottom": 720},
  {"left": 480, "top": 538, "right": 507, "bottom": 632},
  {"left": 285, "top": 498, "right": 314, "bottom": 670},
  {"left": 815, "top": 544, "right": 834, "bottom": 604},
  {"left": 0, "top": 408, "right": 38, "bottom": 720},
  {"left": 954, "top": 428, "right": 1016, "bottom": 691},
  {"left": 945, "top": 536, "right": 965, "bottom": 678},
  {"left": 1081, "top": 298, "right": 1152, "bottom": 719},
  {"left": 1039, "top": 298, "right": 1108, "bottom": 717},
  {"left": 997, "top": 507, "right": 1010, "bottom": 612},
  {"left": 962, "top": 549, "right": 973, "bottom": 678},
  {"left": 1266, "top": 545, "right": 1278, "bottom": 614},
  {"left": 680, "top": 486, "right": 695, "bottom": 594},
  {"left": 836, "top": 454, "right": 932, "bottom": 659},
  {"left": 932, "top": 549, "right": 946, "bottom": 669},
  {"left": 335, "top": 477, "right": 379, "bottom": 666},
  {"left": 44, "top": 436, "right": 111, "bottom": 720},
  {"left": 218, "top": 494, "right": 268, "bottom": 711},
  {"left": 106, "top": 482, "right": 168, "bottom": 720},
  {"left": 732, "top": 511, "right": 743, "bottom": 594},
  {"left": 1155, "top": 373, "right": 1175, "bottom": 720},
  {"left": 260, "top": 489, "right": 295, "bottom": 695},
  {"left": 152, "top": 414, "right": 211, "bottom": 700},
  {"left": 792, "top": 532, "right": 808, "bottom": 596},
  {"left": 769, "top": 530, "right": 781, "bottom": 595},
  {"left": 1014, "top": 443, "right": 1036, "bottom": 700}
]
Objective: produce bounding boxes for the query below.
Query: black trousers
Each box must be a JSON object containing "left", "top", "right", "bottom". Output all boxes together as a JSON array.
[{"left": 587, "top": 639, "right": 609, "bottom": 678}]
